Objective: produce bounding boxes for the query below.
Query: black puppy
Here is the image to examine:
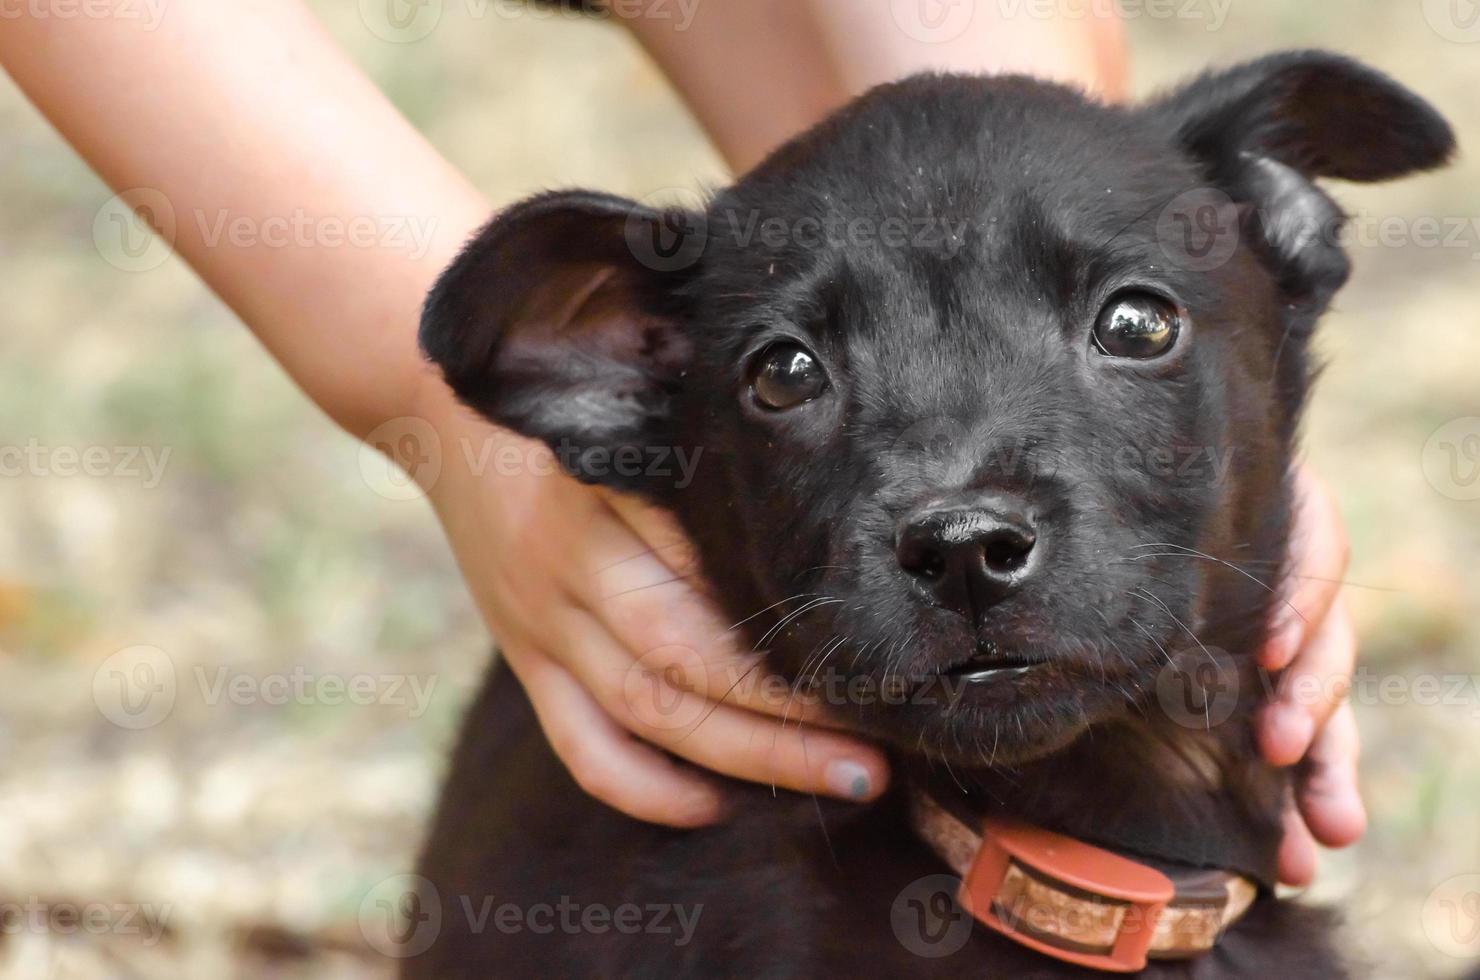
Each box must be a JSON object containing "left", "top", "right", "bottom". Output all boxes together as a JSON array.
[{"left": 408, "top": 52, "right": 1452, "bottom": 977}]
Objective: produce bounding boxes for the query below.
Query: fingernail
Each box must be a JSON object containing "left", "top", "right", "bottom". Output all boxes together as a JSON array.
[{"left": 824, "top": 760, "right": 874, "bottom": 801}]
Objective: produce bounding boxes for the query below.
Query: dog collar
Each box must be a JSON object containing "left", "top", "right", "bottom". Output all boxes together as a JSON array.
[{"left": 909, "top": 792, "right": 1259, "bottom": 973}]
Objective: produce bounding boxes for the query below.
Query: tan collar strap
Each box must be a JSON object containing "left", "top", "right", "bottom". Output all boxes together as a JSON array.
[{"left": 910, "top": 792, "right": 1258, "bottom": 973}]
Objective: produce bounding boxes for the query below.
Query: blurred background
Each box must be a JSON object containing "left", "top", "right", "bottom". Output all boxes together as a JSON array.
[{"left": 0, "top": 1, "right": 1477, "bottom": 977}]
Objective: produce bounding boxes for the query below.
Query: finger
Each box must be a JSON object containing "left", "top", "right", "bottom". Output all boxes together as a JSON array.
[
  {"left": 1294, "top": 702, "right": 1366, "bottom": 848},
  {"left": 575, "top": 502, "right": 850, "bottom": 727},
  {"left": 505, "top": 644, "right": 727, "bottom": 827},
  {"left": 600, "top": 489, "right": 700, "bottom": 578},
  {"left": 1262, "top": 466, "right": 1349, "bottom": 671},
  {"left": 558, "top": 608, "right": 890, "bottom": 803},
  {"left": 1276, "top": 792, "right": 1319, "bottom": 887},
  {"left": 1258, "top": 596, "right": 1356, "bottom": 767}
]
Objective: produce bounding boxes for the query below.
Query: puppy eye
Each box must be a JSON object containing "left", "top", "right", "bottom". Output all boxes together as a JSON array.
[
  {"left": 750, "top": 342, "right": 828, "bottom": 410},
  {"left": 1092, "top": 292, "right": 1182, "bottom": 359}
]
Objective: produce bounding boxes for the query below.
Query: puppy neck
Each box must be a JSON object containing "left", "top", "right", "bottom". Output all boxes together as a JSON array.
[{"left": 901, "top": 715, "right": 1286, "bottom": 890}]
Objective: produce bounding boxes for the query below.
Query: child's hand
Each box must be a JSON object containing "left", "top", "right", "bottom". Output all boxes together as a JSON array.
[
  {"left": 417, "top": 385, "right": 889, "bottom": 826},
  {"left": 1259, "top": 465, "right": 1366, "bottom": 885}
]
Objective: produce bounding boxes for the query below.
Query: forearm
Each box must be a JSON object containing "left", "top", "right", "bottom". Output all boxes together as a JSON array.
[
  {"left": 619, "top": 0, "right": 850, "bottom": 174},
  {"left": 801, "top": 0, "right": 1127, "bottom": 107},
  {"left": 0, "top": 0, "right": 486, "bottom": 439},
  {"left": 625, "top": 0, "right": 1127, "bottom": 173}
]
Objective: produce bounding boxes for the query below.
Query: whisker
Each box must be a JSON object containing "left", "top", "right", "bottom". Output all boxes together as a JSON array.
[
  {"left": 785, "top": 635, "right": 849, "bottom": 729},
  {"left": 942, "top": 752, "right": 968, "bottom": 795},
  {"left": 1128, "top": 587, "right": 1217, "bottom": 672},
  {"left": 1132, "top": 610, "right": 1209, "bottom": 730},
  {"left": 592, "top": 540, "right": 692, "bottom": 576},
  {"left": 721, "top": 592, "right": 824, "bottom": 638},
  {"left": 808, "top": 777, "right": 840, "bottom": 868},
  {"left": 1123, "top": 544, "right": 1307, "bottom": 625},
  {"left": 1125, "top": 549, "right": 1399, "bottom": 592},
  {"left": 754, "top": 597, "right": 842, "bottom": 651},
  {"left": 599, "top": 571, "right": 704, "bottom": 601},
  {"left": 675, "top": 660, "right": 762, "bottom": 745},
  {"left": 1125, "top": 613, "right": 1176, "bottom": 670}
]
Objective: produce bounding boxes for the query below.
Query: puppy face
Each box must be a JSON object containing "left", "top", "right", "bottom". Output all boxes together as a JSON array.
[{"left": 423, "top": 53, "right": 1451, "bottom": 766}]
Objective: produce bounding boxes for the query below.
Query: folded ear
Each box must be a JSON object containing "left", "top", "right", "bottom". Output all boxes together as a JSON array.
[
  {"left": 1148, "top": 50, "right": 1455, "bottom": 311},
  {"left": 419, "top": 190, "right": 704, "bottom": 489}
]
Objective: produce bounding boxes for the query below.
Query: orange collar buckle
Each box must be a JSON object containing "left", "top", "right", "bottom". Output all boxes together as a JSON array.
[{"left": 959, "top": 819, "right": 1176, "bottom": 973}]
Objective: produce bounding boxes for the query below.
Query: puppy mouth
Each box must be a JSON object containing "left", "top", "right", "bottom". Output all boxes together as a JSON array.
[{"left": 935, "top": 643, "right": 1048, "bottom": 684}]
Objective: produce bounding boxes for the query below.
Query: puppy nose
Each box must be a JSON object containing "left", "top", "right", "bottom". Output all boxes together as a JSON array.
[{"left": 895, "top": 495, "right": 1039, "bottom": 621}]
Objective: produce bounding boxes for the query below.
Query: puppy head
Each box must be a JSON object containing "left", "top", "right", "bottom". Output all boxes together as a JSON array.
[{"left": 423, "top": 52, "right": 1451, "bottom": 766}]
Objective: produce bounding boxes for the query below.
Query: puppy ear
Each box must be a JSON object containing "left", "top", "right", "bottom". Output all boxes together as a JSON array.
[
  {"left": 1153, "top": 50, "right": 1454, "bottom": 183},
  {"left": 1149, "top": 51, "right": 1455, "bottom": 309},
  {"left": 420, "top": 190, "right": 704, "bottom": 489}
]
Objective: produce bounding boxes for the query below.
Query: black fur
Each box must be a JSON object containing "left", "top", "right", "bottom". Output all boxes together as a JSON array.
[{"left": 410, "top": 52, "right": 1452, "bottom": 977}]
